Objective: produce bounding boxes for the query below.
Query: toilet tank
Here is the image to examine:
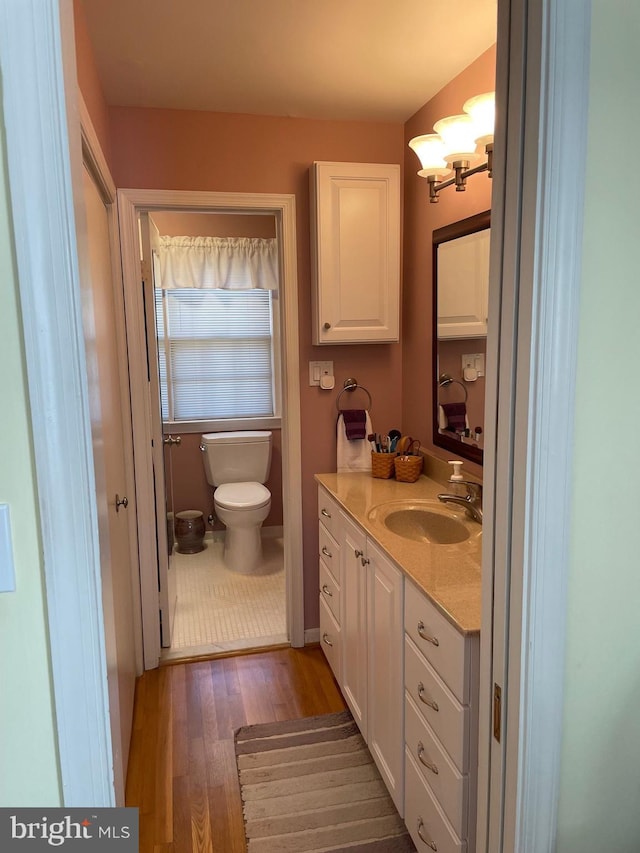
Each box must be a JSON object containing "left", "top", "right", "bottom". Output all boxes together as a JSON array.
[{"left": 201, "top": 431, "right": 272, "bottom": 487}]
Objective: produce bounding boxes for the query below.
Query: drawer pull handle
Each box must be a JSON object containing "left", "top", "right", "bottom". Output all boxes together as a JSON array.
[
  {"left": 354, "top": 548, "right": 364, "bottom": 558},
  {"left": 417, "top": 818, "right": 437, "bottom": 851},
  {"left": 321, "top": 584, "right": 333, "bottom": 597},
  {"left": 417, "top": 741, "right": 439, "bottom": 775},
  {"left": 322, "top": 632, "right": 333, "bottom": 647},
  {"left": 322, "top": 546, "right": 332, "bottom": 558},
  {"left": 321, "top": 508, "right": 331, "bottom": 518},
  {"left": 417, "top": 682, "right": 439, "bottom": 712},
  {"left": 417, "top": 621, "right": 440, "bottom": 646}
]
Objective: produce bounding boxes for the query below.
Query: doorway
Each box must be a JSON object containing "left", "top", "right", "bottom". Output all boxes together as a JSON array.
[
  {"left": 117, "top": 189, "right": 304, "bottom": 670},
  {"left": 143, "top": 209, "right": 288, "bottom": 661}
]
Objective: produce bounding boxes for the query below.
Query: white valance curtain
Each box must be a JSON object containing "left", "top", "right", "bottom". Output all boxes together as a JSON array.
[{"left": 156, "top": 236, "right": 278, "bottom": 290}]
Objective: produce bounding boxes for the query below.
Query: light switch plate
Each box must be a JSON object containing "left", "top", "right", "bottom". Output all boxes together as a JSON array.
[
  {"left": 0, "top": 504, "right": 16, "bottom": 593},
  {"left": 309, "top": 361, "right": 334, "bottom": 386}
]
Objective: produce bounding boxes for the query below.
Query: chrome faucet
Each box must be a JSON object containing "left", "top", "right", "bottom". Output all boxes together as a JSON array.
[{"left": 438, "top": 480, "right": 483, "bottom": 524}]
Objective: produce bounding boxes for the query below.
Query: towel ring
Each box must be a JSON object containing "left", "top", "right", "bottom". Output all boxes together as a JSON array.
[
  {"left": 438, "top": 373, "right": 468, "bottom": 404},
  {"left": 336, "top": 378, "right": 373, "bottom": 412}
]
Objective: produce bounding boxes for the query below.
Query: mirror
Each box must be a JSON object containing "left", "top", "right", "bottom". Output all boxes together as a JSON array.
[{"left": 432, "top": 210, "right": 490, "bottom": 466}]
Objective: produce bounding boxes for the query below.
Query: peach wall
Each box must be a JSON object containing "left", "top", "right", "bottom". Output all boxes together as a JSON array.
[
  {"left": 402, "top": 46, "right": 496, "bottom": 480},
  {"left": 72, "top": 0, "right": 112, "bottom": 167},
  {"left": 151, "top": 211, "right": 276, "bottom": 238},
  {"left": 164, "top": 431, "right": 283, "bottom": 531},
  {"left": 109, "top": 107, "right": 405, "bottom": 628}
]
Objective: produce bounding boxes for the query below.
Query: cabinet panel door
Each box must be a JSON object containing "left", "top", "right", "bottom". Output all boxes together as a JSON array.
[
  {"left": 340, "top": 513, "right": 368, "bottom": 737},
  {"left": 311, "top": 162, "right": 400, "bottom": 344},
  {"left": 367, "top": 541, "right": 404, "bottom": 815}
]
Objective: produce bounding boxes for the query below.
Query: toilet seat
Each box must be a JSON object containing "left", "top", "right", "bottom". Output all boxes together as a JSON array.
[{"left": 214, "top": 482, "right": 270, "bottom": 510}]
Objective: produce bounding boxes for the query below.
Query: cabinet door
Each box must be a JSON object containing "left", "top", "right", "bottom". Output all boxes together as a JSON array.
[
  {"left": 310, "top": 161, "right": 400, "bottom": 344},
  {"left": 437, "top": 227, "right": 490, "bottom": 339},
  {"left": 340, "top": 512, "right": 368, "bottom": 738},
  {"left": 367, "top": 540, "right": 404, "bottom": 815}
]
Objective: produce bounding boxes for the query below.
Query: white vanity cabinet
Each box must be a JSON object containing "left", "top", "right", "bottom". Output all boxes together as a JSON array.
[
  {"left": 310, "top": 161, "right": 400, "bottom": 345},
  {"left": 340, "top": 510, "right": 405, "bottom": 813},
  {"left": 318, "top": 487, "right": 342, "bottom": 682},
  {"left": 403, "top": 579, "right": 479, "bottom": 853}
]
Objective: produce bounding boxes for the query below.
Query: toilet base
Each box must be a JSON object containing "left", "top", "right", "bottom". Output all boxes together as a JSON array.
[{"left": 223, "top": 526, "right": 263, "bottom": 573}]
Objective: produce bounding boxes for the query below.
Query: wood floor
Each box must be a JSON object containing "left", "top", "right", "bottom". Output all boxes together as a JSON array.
[{"left": 125, "top": 646, "right": 347, "bottom": 852}]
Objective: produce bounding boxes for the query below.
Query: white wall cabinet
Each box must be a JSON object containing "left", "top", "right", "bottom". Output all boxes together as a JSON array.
[
  {"left": 310, "top": 161, "right": 400, "bottom": 345},
  {"left": 437, "top": 227, "right": 490, "bottom": 339}
]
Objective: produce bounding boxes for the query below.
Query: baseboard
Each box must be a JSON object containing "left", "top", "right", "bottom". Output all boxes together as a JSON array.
[{"left": 304, "top": 628, "right": 320, "bottom": 645}]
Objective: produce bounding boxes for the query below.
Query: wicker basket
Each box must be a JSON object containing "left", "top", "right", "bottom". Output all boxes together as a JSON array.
[
  {"left": 371, "top": 451, "right": 397, "bottom": 479},
  {"left": 394, "top": 454, "right": 423, "bottom": 483}
]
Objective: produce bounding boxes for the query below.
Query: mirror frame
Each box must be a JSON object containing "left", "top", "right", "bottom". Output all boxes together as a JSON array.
[{"left": 432, "top": 209, "right": 490, "bottom": 466}]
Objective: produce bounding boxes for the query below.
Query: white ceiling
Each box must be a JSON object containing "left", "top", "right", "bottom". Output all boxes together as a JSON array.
[{"left": 80, "top": 0, "right": 497, "bottom": 123}]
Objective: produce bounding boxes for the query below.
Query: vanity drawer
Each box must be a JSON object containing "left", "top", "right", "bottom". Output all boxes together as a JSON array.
[
  {"left": 405, "top": 579, "right": 469, "bottom": 703},
  {"left": 319, "top": 560, "right": 340, "bottom": 624},
  {"left": 405, "top": 636, "right": 468, "bottom": 772},
  {"left": 319, "top": 596, "right": 341, "bottom": 683},
  {"left": 318, "top": 524, "right": 340, "bottom": 583},
  {"left": 318, "top": 487, "right": 341, "bottom": 541},
  {"left": 405, "top": 749, "right": 466, "bottom": 853},
  {"left": 405, "top": 692, "right": 468, "bottom": 838}
]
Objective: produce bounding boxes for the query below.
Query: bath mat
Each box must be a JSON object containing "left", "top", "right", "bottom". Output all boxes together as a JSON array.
[{"left": 234, "top": 710, "right": 416, "bottom": 853}]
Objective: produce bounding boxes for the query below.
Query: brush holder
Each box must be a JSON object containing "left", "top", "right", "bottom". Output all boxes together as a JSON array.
[{"left": 371, "top": 451, "right": 397, "bottom": 479}]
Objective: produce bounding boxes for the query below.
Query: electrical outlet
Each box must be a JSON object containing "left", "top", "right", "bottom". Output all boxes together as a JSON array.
[{"left": 462, "top": 353, "right": 485, "bottom": 377}]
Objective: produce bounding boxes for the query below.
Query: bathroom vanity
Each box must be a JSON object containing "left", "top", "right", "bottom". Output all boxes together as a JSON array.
[{"left": 316, "top": 469, "right": 481, "bottom": 853}]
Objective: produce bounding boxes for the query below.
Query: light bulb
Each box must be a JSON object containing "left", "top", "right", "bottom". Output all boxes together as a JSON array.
[
  {"left": 408, "top": 134, "right": 450, "bottom": 178},
  {"left": 433, "top": 114, "right": 480, "bottom": 165},
  {"left": 463, "top": 91, "right": 495, "bottom": 147}
]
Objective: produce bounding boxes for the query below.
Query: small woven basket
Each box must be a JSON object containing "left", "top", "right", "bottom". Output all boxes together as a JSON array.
[
  {"left": 371, "top": 451, "right": 397, "bottom": 479},
  {"left": 394, "top": 454, "right": 423, "bottom": 483}
]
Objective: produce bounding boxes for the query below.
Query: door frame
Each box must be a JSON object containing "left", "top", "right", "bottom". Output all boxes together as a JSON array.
[{"left": 117, "top": 188, "right": 304, "bottom": 669}]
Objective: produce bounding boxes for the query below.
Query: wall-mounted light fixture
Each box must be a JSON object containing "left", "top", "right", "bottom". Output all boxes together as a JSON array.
[{"left": 408, "top": 91, "right": 495, "bottom": 203}]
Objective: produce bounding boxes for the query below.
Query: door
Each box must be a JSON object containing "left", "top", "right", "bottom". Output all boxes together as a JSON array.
[
  {"left": 139, "top": 212, "right": 177, "bottom": 648},
  {"left": 80, "top": 163, "right": 138, "bottom": 800}
]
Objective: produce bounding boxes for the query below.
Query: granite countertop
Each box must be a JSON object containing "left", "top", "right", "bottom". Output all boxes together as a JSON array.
[{"left": 315, "top": 471, "right": 482, "bottom": 634}]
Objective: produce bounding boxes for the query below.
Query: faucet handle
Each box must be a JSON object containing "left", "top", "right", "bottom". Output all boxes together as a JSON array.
[{"left": 457, "top": 480, "right": 483, "bottom": 498}]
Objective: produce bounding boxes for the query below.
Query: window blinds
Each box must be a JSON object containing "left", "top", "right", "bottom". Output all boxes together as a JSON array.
[{"left": 155, "top": 288, "right": 275, "bottom": 421}]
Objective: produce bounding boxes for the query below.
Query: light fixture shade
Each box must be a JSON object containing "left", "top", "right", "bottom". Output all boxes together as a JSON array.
[
  {"left": 408, "top": 134, "right": 450, "bottom": 178},
  {"left": 464, "top": 91, "right": 495, "bottom": 147},
  {"left": 433, "top": 114, "right": 480, "bottom": 165}
]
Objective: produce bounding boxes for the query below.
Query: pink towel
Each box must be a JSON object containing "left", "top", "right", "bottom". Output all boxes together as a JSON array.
[{"left": 340, "top": 409, "right": 367, "bottom": 440}]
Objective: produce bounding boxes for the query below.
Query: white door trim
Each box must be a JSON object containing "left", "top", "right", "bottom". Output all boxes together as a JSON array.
[
  {"left": 0, "top": 0, "right": 114, "bottom": 804},
  {"left": 477, "top": 0, "right": 592, "bottom": 850},
  {"left": 117, "top": 188, "right": 303, "bottom": 669}
]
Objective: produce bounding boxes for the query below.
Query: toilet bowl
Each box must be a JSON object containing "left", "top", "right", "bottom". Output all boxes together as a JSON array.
[
  {"left": 201, "top": 431, "right": 273, "bottom": 574},
  {"left": 214, "top": 482, "right": 271, "bottom": 573}
]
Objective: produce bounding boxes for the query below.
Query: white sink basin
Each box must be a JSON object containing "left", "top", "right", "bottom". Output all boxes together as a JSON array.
[{"left": 367, "top": 500, "right": 478, "bottom": 545}]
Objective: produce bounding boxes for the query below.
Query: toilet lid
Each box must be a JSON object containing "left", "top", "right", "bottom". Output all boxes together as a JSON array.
[{"left": 215, "top": 482, "right": 271, "bottom": 510}]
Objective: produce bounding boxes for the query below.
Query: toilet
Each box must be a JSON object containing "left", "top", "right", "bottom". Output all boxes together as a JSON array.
[{"left": 200, "top": 431, "right": 272, "bottom": 573}]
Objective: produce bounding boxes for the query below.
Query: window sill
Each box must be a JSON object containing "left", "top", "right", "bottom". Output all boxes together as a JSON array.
[{"left": 162, "top": 417, "right": 282, "bottom": 434}]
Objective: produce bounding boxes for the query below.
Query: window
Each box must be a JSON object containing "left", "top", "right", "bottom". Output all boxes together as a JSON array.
[{"left": 154, "top": 287, "right": 279, "bottom": 423}]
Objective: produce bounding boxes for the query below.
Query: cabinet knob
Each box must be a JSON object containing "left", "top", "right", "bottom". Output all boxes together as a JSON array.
[
  {"left": 323, "top": 322, "right": 331, "bottom": 330},
  {"left": 115, "top": 494, "right": 128, "bottom": 512},
  {"left": 361, "top": 556, "right": 370, "bottom": 567},
  {"left": 354, "top": 548, "right": 363, "bottom": 558}
]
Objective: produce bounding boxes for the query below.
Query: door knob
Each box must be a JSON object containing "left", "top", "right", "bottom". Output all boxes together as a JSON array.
[{"left": 115, "top": 494, "right": 129, "bottom": 512}]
